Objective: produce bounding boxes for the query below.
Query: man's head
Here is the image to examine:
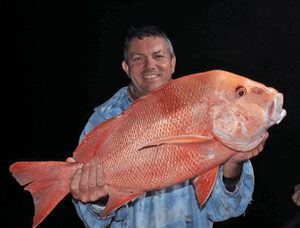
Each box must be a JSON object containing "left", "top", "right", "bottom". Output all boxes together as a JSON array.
[
  {"left": 122, "top": 26, "right": 176, "bottom": 100},
  {"left": 123, "top": 26, "right": 175, "bottom": 63}
]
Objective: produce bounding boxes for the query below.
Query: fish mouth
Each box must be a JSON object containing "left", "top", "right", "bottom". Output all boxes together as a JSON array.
[{"left": 267, "top": 93, "right": 287, "bottom": 125}]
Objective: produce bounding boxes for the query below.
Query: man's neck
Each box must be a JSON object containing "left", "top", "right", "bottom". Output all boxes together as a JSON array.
[{"left": 127, "top": 84, "right": 147, "bottom": 101}]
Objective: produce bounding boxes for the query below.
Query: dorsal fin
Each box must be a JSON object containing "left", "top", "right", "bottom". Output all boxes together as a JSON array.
[{"left": 72, "top": 116, "right": 121, "bottom": 163}]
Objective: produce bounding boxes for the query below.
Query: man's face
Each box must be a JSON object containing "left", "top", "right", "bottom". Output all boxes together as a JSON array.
[{"left": 122, "top": 37, "right": 176, "bottom": 97}]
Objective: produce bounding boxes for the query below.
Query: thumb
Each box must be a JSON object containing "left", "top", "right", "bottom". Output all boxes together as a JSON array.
[{"left": 66, "top": 157, "right": 76, "bottom": 163}]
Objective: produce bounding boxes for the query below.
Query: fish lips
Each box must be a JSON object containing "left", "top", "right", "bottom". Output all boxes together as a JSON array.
[{"left": 267, "top": 93, "right": 287, "bottom": 125}]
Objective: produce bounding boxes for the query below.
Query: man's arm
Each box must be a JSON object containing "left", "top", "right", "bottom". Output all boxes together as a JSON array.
[
  {"left": 204, "top": 133, "right": 269, "bottom": 223},
  {"left": 205, "top": 159, "right": 254, "bottom": 222}
]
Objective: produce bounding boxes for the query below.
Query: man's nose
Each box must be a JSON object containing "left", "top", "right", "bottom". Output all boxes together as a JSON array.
[{"left": 144, "top": 57, "right": 156, "bottom": 69}]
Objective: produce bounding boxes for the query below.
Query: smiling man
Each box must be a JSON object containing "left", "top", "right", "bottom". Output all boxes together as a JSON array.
[
  {"left": 122, "top": 36, "right": 176, "bottom": 100},
  {"left": 69, "top": 26, "right": 267, "bottom": 228}
]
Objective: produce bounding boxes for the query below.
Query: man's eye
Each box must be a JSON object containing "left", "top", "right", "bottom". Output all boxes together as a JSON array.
[
  {"left": 155, "top": 55, "right": 163, "bottom": 58},
  {"left": 133, "top": 57, "right": 141, "bottom": 61}
]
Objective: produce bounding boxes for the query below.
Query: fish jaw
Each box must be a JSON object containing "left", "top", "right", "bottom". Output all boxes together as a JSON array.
[
  {"left": 213, "top": 127, "right": 268, "bottom": 152},
  {"left": 267, "top": 93, "right": 287, "bottom": 125}
]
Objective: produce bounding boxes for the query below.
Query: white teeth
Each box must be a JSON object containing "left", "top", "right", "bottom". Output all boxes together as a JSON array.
[{"left": 143, "top": 75, "right": 158, "bottom": 79}]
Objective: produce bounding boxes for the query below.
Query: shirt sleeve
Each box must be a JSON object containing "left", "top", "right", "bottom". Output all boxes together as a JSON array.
[
  {"left": 79, "top": 111, "right": 106, "bottom": 144},
  {"left": 72, "top": 199, "right": 114, "bottom": 228},
  {"left": 203, "top": 159, "right": 254, "bottom": 222}
]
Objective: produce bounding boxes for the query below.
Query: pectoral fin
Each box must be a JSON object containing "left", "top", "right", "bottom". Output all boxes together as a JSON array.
[
  {"left": 139, "top": 135, "right": 214, "bottom": 150},
  {"left": 193, "top": 166, "right": 219, "bottom": 206},
  {"left": 100, "top": 187, "right": 142, "bottom": 219}
]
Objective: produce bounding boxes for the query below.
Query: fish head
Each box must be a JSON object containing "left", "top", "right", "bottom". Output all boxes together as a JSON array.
[{"left": 210, "top": 70, "right": 286, "bottom": 152}]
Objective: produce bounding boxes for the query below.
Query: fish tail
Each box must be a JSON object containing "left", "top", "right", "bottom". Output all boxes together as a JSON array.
[{"left": 9, "top": 161, "right": 73, "bottom": 228}]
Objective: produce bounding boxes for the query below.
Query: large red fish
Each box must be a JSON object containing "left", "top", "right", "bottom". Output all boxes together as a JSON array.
[{"left": 10, "top": 70, "right": 286, "bottom": 227}]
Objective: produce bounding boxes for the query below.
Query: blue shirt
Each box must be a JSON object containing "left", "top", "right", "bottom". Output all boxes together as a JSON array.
[{"left": 73, "top": 86, "right": 254, "bottom": 228}]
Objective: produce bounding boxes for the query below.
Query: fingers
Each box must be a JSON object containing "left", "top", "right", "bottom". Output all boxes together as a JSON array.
[
  {"left": 88, "top": 162, "right": 98, "bottom": 202},
  {"left": 233, "top": 134, "right": 267, "bottom": 163},
  {"left": 247, "top": 144, "right": 261, "bottom": 159},
  {"left": 70, "top": 162, "right": 109, "bottom": 203},
  {"left": 263, "top": 131, "right": 269, "bottom": 142},
  {"left": 66, "top": 157, "right": 76, "bottom": 163},
  {"left": 97, "top": 164, "right": 106, "bottom": 187},
  {"left": 247, "top": 131, "right": 269, "bottom": 158},
  {"left": 96, "top": 164, "right": 110, "bottom": 199},
  {"left": 252, "top": 147, "right": 260, "bottom": 157},
  {"left": 256, "top": 131, "right": 269, "bottom": 153},
  {"left": 292, "top": 185, "right": 300, "bottom": 207},
  {"left": 79, "top": 163, "right": 91, "bottom": 202},
  {"left": 70, "top": 168, "right": 82, "bottom": 200}
]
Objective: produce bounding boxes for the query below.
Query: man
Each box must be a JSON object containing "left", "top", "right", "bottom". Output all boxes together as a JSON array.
[{"left": 68, "top": 26, "right": 267, "bottom": 227}]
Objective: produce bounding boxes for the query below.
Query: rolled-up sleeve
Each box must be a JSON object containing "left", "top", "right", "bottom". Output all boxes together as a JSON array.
[
  {"left": 204, "top": 160, "right": 254, "bottom": 222},
  {"left": 72, "top": 199, "right": 115, "bottom": 228}
]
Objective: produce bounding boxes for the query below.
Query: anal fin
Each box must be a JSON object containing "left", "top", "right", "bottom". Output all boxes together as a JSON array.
[
  {"left": 100, "top": 187, "right": 142, "bottom": 219},
  {"left": 193, "top": 166, "right": 219, "bottom": 206}
]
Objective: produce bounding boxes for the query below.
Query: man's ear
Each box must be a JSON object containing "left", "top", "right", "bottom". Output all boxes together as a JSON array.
[
  {"left": 122, "top": 60, "right": 130, "bottom": 78},
  {"left": 171, "top": 56, "right": 176, "bottom": 74}
]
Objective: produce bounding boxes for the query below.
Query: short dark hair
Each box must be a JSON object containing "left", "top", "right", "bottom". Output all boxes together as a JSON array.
[{"left": 123, "top": 25, "right": 175, "bottom": 63}]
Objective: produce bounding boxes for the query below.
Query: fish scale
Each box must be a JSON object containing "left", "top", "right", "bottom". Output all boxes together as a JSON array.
[{"left": 9, "top": 70, "right": 286, "bottom": 227}]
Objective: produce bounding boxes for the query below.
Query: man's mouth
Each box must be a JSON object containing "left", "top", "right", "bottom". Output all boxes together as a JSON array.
[{"left": 142, "top": 74, "right": 159, "bottom": 79}]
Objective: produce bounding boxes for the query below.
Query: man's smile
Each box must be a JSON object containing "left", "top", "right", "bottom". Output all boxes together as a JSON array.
[{"left": 142, "top": 74, "right": 160, "bottom": 79}]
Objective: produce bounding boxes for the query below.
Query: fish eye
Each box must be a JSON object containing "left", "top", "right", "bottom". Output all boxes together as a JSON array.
[{"left": 236, "top": 86, "right": 247, "bottom": 97}]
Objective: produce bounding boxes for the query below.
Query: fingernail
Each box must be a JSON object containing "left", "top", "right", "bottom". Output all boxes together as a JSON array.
[
  {"left": 77, "top": 169, "right": 82, "bottom": 174},
  {"left": 85, "top": 162, "right": 90, "bottom": 168}
]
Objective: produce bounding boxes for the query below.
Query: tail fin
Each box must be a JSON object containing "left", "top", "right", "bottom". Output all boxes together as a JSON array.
[{"left": 10, "top": 162, "right": 72, "bottom": 228}]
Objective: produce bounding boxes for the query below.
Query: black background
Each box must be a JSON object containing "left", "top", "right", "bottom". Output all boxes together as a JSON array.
[{"left": 2, "top": 0, "right": 300, "bottom": 227}]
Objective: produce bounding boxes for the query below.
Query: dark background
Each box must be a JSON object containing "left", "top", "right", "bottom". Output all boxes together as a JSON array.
[{"left": 2, "top": 0, "right": 300, "bottom": 227}]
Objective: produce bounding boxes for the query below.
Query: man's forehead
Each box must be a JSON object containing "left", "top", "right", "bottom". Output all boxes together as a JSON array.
[{"left": 128, "top": 37, "right": 168, "bottom": 55}]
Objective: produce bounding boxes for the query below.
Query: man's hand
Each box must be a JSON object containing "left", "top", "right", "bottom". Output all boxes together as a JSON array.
[
  {"left": 292, "top": 183, "right": 300, "bottom": 207},
  {"left": 223, "top": 132, "right": 269, "bottom": 178},
  {"left": 67, "top": 158, "right": 109, "bottom": 203}
]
